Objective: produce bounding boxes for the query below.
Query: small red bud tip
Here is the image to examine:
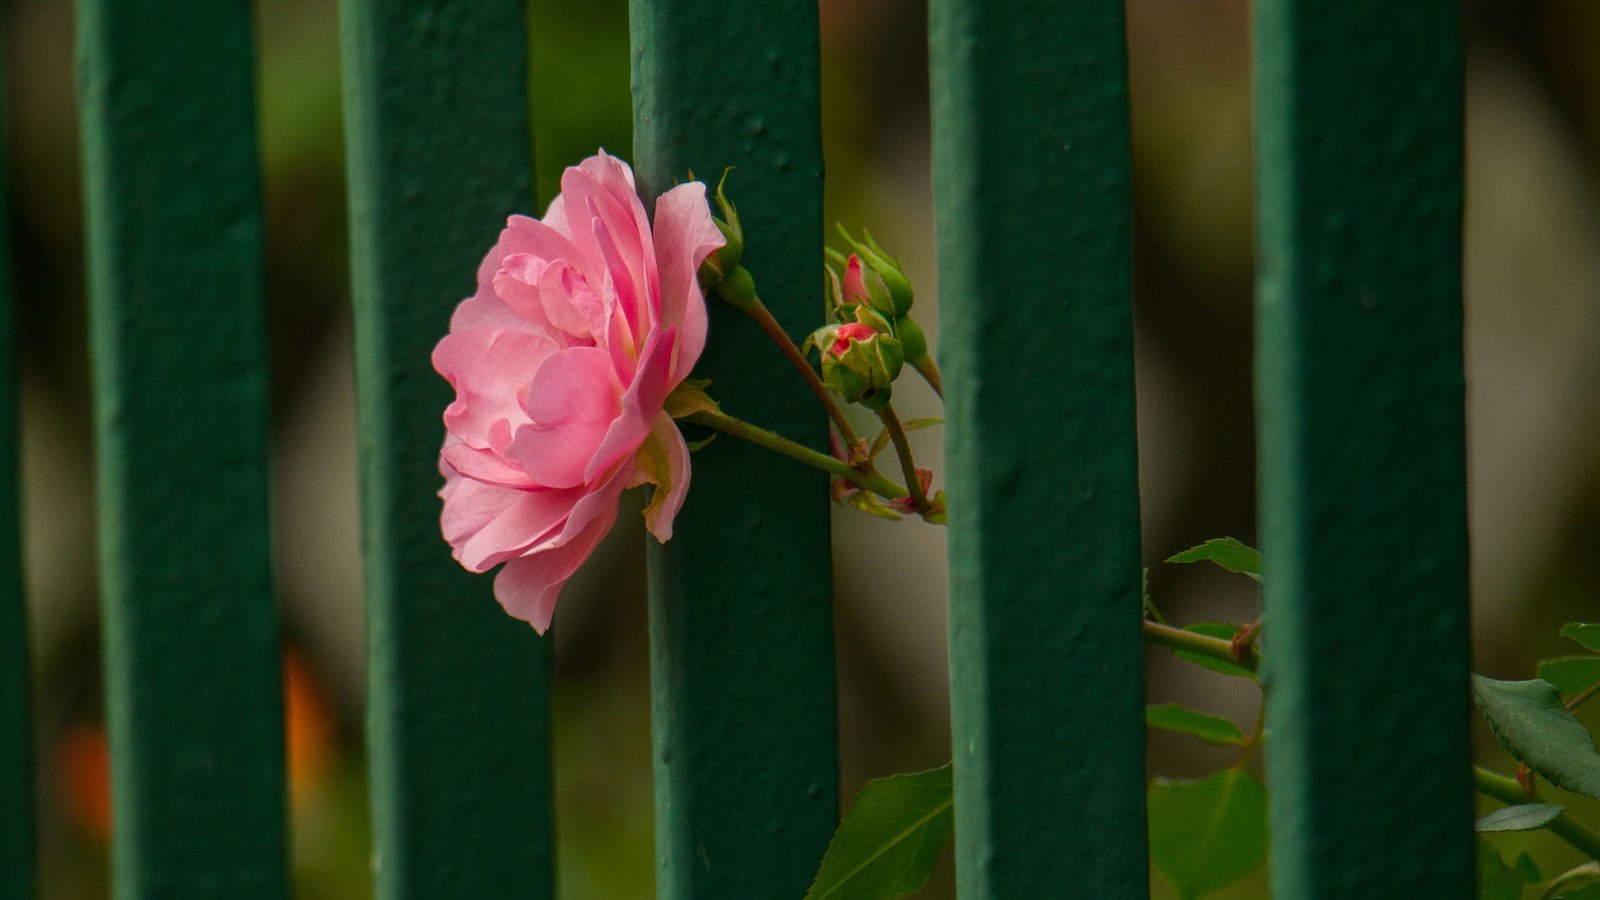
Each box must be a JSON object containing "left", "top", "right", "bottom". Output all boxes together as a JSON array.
[
  {"left": 842, "top": 255, "right": 870, "bottom": 306},
  {"left": 1516, "top": 763, "right": 1537, "bottom": 797},
  {"left": 831, "top": 322, "right": 878, "bottom": 356}
]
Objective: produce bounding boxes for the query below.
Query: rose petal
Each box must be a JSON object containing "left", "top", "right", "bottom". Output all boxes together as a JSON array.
[
  {"left": 508, "top": 346, "right": 622, "bottom": 488},
  {"left": 433, "top": 327, "right": 557, "bottom": 449},
  {"left": 638, "top": 411, "right": 690, "bottom": 542},
  {"left": 584, "top": 327, "right": 676, "bottom": 483},
  {"left": 652, "top": 181, "right": 724, "bottom": 381},
  {"left": 492, "top": 504, "right": 618, "bottom": 634}
]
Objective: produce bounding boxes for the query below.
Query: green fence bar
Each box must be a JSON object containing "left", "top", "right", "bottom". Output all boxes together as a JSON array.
[
  {"left": 77, "top": 1, "right": 286, "bottom": 896},
  {"left": 340, "top": 2, "right": 553, "bottom": 897},
  {"left": 930, "top": 0, "right": 1147, "bottom": 896},
  {"left": 1254, "top": 3, "right": 1472, "bottom": 896},
  {"left": 0, "top": 35, "right": 34, "bottom": 897},
  {"left": 629, "top": 2, "right": 838, "bottom": 895}
]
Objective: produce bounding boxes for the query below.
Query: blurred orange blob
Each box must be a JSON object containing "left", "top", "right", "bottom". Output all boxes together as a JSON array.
[{"left": 56, "top": 648, "right": 338, "bottom": 841}]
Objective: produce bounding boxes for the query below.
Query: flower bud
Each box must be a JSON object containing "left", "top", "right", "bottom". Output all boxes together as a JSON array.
[
  {"left": 712, "top": 264, "right": 758, "bottom": 311},
  {"left": 697, "top": 169, "right": 744, "bottom": 286},
  {"left": 836, "top": 226, "right": 914, "bottom": 318},
  {"left": 894, "top": 314, "right": 928, "bottom": 366},
  {"left": 851, "top": 302, "right": 894, "bottom": 336},
  {"left": 822, "top": 322, "right": 904, "bottom": 410}
]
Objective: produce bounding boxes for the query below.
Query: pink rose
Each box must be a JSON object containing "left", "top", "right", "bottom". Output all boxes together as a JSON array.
[{"left": 432, "top": 152, "right": 724, "bottom": 632}]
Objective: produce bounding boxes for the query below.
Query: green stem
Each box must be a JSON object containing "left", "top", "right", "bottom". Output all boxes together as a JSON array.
[
  {"left": 741, "top": 295, "right": 863, "bottom": 450},
  {"left": 1568, "top": 679, "right": 1600, "bottom": 713},
  {"left": 1231, "top": 703, "right": 1267, "bottom": 769},
  {"left": 683, "top": 409, "right": 906, "bottom": 501},
  {"left": 876, "top": 404, "right": 931, "bottom": 515},
  {"left": 1142, "top": 620, "right": 1260, "bottom": 677},
  {"left": 1474, "top": 765, "right": 1600, "bottom": 861}
]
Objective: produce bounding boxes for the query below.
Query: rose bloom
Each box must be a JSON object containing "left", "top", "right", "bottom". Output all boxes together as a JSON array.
[{"left": 432, "top": 152, "right": 724, "bottom": 632}]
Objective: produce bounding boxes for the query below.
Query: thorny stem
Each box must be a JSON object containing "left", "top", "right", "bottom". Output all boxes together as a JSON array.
[
  {"left": 1474, "top": 765, "right": 1600, "bottom": 862},
  {"left": 682, "top": 409, "right": 906, "bottom": 501},
  {"left": 740, "top": 295, "right": 863, "bottom": 450},
  {"left": 1142, "top": 620, "right": 1261, "bottom": 678},
  {"left": 876, "top": 404, "right": 931, "bottom": 516}
]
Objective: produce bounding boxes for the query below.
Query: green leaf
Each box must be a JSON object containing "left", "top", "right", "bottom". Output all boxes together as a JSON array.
[
  {"left": 1174, "top": 622, "right": 1255, "bottom": 679},
  {"left": 1538, "top": 657, "right": 1600, "bottom": 699},
  {"left": 1562, "top": 623, "right": 1600, "bottom": 654},
  {"left": 805, "top": 765, "right": 953, "bottom": 900},
  {"left": 1166, "top": 538, "right": 1263, "bottom": 583},
  {"left": 1512, "top": 852, "right": 1542, "bottom": 883},
  {"left": 1475, "top": 803, "right": 1565, "bottom": 832},
  {"left": 1477, "top": 840, "right": 1523, "bottom": 900},
  {"left": 1146, "top": 704, "right": 1247, "bottom": 747},
  {"left": 1471, "top": 675, "right": 1600, "bottom": 799},
  {"left": 1148, "top": 769, "right": 1268, "bottom": 898}
]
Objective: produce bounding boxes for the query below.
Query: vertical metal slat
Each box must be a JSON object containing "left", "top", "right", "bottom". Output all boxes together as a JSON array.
[
  {"left": 77, "top": 0, "right": 286, "bottom": 895},
  {"left": 629, "top": 2, "right": 839, "bottom": 895},
  {"left": 1254, "top": 2, "right": 1474, "bottom": 896},
  {"left": 929, "top": 0, "right": 1148, "bottom": 895},
  {"left": 339, "top": 1, "right": 554, "bottom": 896}
]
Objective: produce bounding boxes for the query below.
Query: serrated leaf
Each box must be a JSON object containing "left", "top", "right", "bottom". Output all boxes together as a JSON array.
[
  {"left": 805, "top": 765, "right": 953, "bottom": 900},
  {"left": 1472, "top": 675, "right": 1600, "bottom": 799},
  {"left": 1146, "top": 704, "right": 1246, "bottom": 746},
  {"left": 1539, "top": 657, "right": 1600, "bottom": 699},
  {"left": 1475, "top": 803, "right": 1565, "bottom": 832},
  {"left": 1562, "top": 623, "right": 1600, "bottom": 654},
  {"left": 1166, "top": 538, "right": 1263, "bottom": 583},
  {"left": 1174, "top": 622, "right": 1255, "bottom": 679},
  {"left": 1148, "top": 769, "right": 1268, "bottom": 898},
  {"left": 1477, "top": 840, "right": 1523, "bottom": 900}
]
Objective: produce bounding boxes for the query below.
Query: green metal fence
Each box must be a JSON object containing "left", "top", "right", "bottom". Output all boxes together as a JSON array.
[{"left": 0, "top": 0, "right": 1471, "bottom": 897}]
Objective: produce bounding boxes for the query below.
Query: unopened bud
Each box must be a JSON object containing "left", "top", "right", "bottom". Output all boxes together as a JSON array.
[
  {"left": 836, "top": 226, "right": 914, "bottom": 318},
  {"left": 698, "top": 168, "right": 745, "bottom": 286},
  {"left": 822, "top": 322, "right": 904, "bottom": 411},
  {"left": 894, "top": 315, "right": 928, "bottom": 366}
]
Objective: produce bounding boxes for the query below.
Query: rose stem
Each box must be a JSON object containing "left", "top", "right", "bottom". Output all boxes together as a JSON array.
[
  {"left": 876, "top": 403, "right": 931, "bottom": 515},
  {"left": 1473, "top": 765, "right": 1600, "bottom": 861},
  {"left": 682, "top": 408, "right": 906, "bottom": 501},
  {"left": 739, "top": 296, "right": 864, "bottom": 449}
]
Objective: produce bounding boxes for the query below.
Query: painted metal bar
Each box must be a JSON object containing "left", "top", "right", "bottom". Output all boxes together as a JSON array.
[
  {"left": 1254, "top": 2, "right": 1473, "bottom": 896},
  {"left": 0, "top": 29, "right": 34, "bottom": 897},
  {"left": 929, "top": 0, "right": 1147, "bottom": 896},
  {"left": 339, "top": 2, "right": 553, "bottom": 897},
  {"left": 629, "top": 2, "right": 838, "bottom": 895},
  {"left": 76, "top": 1, "right": 286, "bottom": 896}
]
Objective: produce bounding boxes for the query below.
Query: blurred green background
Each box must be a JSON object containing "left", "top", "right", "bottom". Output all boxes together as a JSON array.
[{"left": 6, "top": 0, "right": 1600, "bottom": 896}]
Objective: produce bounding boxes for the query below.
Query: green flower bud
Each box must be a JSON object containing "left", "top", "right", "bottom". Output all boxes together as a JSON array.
[
  {"left": 894, "top": 314, "right": 928, "bottom": 366},
  {"left": 836, "top": 225, "right": 914, "bottom": 318},
  {"left": 822, "top": 322, "right": 904, "bottom": 411},
  {"left": 697, "top": 169, "right": 745, "bottom": 287}
]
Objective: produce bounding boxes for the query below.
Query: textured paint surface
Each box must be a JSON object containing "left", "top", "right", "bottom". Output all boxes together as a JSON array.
[
  {"left": 629, "top": 2, "right": 839, "bottom": 896},
  {"left": 928, "top": 0, "right": 1148, "bottom": 896},
  {"left": 76, "top": 1, "right": 286, "bottom": 896},
  {"left": 0, "top": 34, "right": 34, "bottom": 898},
  {"left": 1254, "top": 3, "right": 1474, "bottom": 896},
  {"left": 340, "top": 2, "right": 553, "bottom": 897}
]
